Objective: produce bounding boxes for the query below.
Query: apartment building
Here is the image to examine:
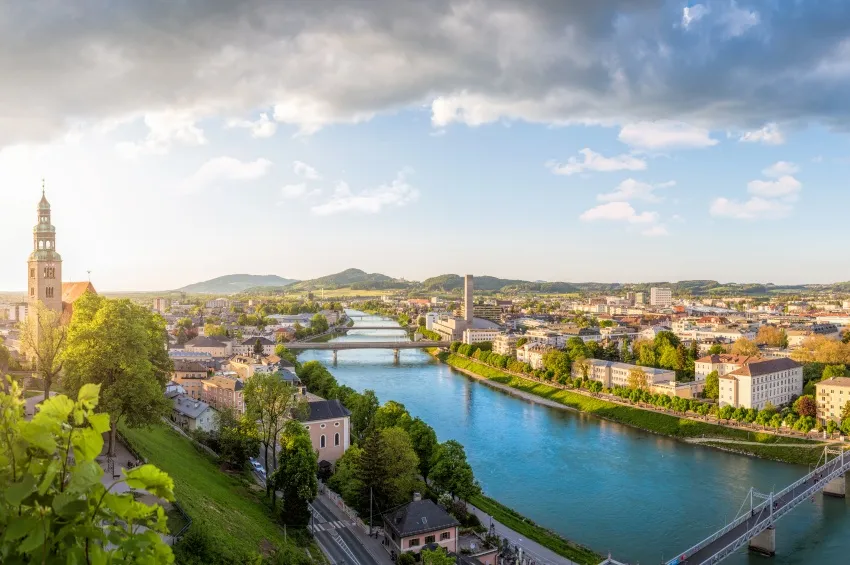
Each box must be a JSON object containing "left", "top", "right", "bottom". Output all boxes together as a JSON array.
[
  {"left": 226, "top": 355, "right": 278, "bottom": 380},
  {"left": 201, "top": 374, "right": 246, "bottom": 415},
  {"left": 695, "top": 354, "right": 753, "bottom": 381},
  {"left": 516, "top": 343, "right": 552, "bottom": 370},
  {"left": 462, "top": 328, "right": 501, "bottom": 345},
  {"left": 650, "top": 287, "right": 672, "bottom": 307},
  {"left": 492, "top": 334, "right": 518, "bottom": 356},
  {"left": 815, "top": 377, "right": 850, "bottom": 424},
  {"left": 575, "top": 359, "right": 676, "bottom": 389},
  {"left": 171, "top": 360, "right": 209, "bottom": 399},
  {"left": 715, "top": 357, "right": 802, "bottom": 410},
  {"left": 185, "top": 335, "right": 233, "bottom": 358},
  {"left": 472, "top": 303, "right": 501, "bottom": 323},
  {"left": 233, "top": 336, "right": 276, "bottom": 356}
]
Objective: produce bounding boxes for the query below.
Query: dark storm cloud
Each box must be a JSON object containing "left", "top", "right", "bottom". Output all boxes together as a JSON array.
[{"left": 1, "top": 0, "right": 849, "bottom": 145}]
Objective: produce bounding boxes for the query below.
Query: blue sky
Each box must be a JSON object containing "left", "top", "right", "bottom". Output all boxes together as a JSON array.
[{"left": 1, "top": 1, "right": 850, "bottom": 291}]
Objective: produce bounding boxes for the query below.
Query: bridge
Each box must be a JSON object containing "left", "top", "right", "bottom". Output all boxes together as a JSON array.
[
  {"left": 658, "top": 446, "right": 849, "bottom": 564},
  {"left": 332, "top": 326, "right": 410, "bottom": 332},
  {"left": 286, "top": 340, "right": 450, "bottom": 362}
]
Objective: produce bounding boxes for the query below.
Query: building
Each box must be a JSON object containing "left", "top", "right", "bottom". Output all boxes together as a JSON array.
[
  {"left": 705, "top": 357, "right": 803, "bottom": 409},
  {"left": 634, "top": 292, "right": 646, "bottom": 305},
  {"left": 650, "top": 287, "right": 672, "bottom": 308},
  {"left": 462, "top": 328, "right": 500, "bottom": 345},
  {"left": 205, "top": 298, "right": 230, "bottom": 309},
  {"left": 472, "top": 303, "right": 501, "bottom": 323},
  {"left": 382, "top": 498, "right": 460, "bottom": 557},
  {"left": 815, "top": 377, "right": 850, "bottom": 424},
  {"left": 786, "top": 323, "right": 841, "bottom": 348},
  {"left": 153, "top": 297, "right": 171, "bottom": 313},
  {"left": 576, "top": 359, "right": 676, "bottom": 389},
  {"left": 201, "top": 374, "right": 246, "bottom": 414},
  {"left": 320, "top": 309, "right": 342, "bottom": 325},
  {"left": 168, "top": 349, "right": 215, "bottom": 366},
  {"left": 171, "top": 360, "right": 209, "bottom": 399},
  {"left": 185, "top": 335, "right": 232, "bottom": 358},
  {"left": 516, "top": 343, "right": 552, "bottom": 370},
  {"left": 303, "top": 399, "right": 351, "bottom": 464},
  {"left": 463, "top": 274, "right": 473, "bottom": 322},
  {"left": 695, "top": 354, "right": 752, "bottom": 381},
  {"left": 233, "top": 336, "right": 276, "bottom": 356},
  {"left": 170, "top": 393, "right": 216, "bottom": 432},
  {"left": 424, "top": 312, "right": 439, "bottom": 331},
  {"left": 492, "top": 334, "right": 517, "bottom": 357}
]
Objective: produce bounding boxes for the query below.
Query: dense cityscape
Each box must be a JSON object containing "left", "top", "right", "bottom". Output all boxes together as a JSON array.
[{"left": 4, "top": 2, "right": 850, "bottom": 565}]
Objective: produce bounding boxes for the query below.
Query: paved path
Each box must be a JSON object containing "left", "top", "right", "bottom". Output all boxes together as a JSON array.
[
  {"left": 686, "top": 437, "right": 830, "bottom": 448},
  {"left": 467, "top": 503, "right": 577, "bottom": 565},
  {"left": 309, "top": 495, "right": 392, "bottom": 565}
]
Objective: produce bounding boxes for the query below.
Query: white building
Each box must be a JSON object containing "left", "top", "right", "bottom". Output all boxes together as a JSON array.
[
  {"left": 698, "top": 354, "right": 803, "bottom": 409},
  {"left": 425, "top": 312, "right": 440, "bottom": 331},
  {"left": 233, "top": 336, "right": 276, "bottom": 356},
  {"left": 575, "top": 359, "right": 676, "bottom": 389},
  {"left": 492, "top": 334, "right": 518, "bottom": 356},
  {"left": 650, "top": 287, "right": 672, "bottom": 307},
  {"left": 205, "top": 298, "right": 230, "bottom": 309},
  {"left": 516, "top": 343, "right": 552, "bottom": 370},
  {"left": 169, "top": 393, "right": 216, "bottom": 432},
  {"left": 462, "top": 328, "right": 501, "bottom": 345}
]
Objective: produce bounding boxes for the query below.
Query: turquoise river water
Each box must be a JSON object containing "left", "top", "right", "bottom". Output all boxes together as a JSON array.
[{"left": 297, "top": 313, "right": 849, "bottom": 564}]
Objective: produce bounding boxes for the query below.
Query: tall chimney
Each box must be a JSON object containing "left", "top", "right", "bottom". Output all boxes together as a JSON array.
[{"left": 464, "top": 274, "right": 474, "bottom": 323}]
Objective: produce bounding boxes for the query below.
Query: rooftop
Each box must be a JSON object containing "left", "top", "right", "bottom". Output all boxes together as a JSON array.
[
  {"left": 727, "top": 357, "right": 801, "bottom": 377},
  {"left": 816, "top": 377, "right": 850, "bottom": 388},
  {"left": 172, "top": 394, "right": 211, "bottom": 419},
  {"left": 382, "top": 499, "right": 460, "bottom": 538},
  {"left": 186, "top": 336, "right": 227, "bottom": 348},
  {"left": 306, "top": 399, "right": 351, "bottom": 422}
]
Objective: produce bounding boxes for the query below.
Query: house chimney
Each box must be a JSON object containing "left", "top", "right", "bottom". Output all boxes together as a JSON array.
[{"left": 413, "top": 492, "right": 422, "bottom": 502}]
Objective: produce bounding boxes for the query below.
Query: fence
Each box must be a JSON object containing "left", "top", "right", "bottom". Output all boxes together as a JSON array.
[{"left": 321, "top": 483, "right": 372, "bottom": 535}]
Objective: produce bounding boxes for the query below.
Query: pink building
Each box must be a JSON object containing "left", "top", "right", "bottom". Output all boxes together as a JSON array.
[
  {"left": 303, "top": 400, "right": 351, "bottom": 465},
  {"left": 382, "top": 498, "right": 460, "bottom": 559}
]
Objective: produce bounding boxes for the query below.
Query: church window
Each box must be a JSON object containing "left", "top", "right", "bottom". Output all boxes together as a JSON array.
[
  {"left": 30, "top": 268, "right": 35, "bottom": 278},
  {"left": 30, "top": 287, "right": 34, "bottom": 297},
  {"left": 44, "top": 267, "right": 55, "bottom": 279},
  {"left": 38, "top": 240, "right": 44, "bottom": 249},
  {"left": 46, "top": 287, "right": 54, "bottom": 298}
]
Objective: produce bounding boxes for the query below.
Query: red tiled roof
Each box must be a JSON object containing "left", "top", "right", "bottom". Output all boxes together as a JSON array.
[{"left": 62, "top": 281, "right": 97, "bottom": 304}]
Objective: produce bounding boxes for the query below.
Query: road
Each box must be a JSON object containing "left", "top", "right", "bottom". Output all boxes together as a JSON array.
[{"left": 310, "top": 497, "right": 381, "bottom": 565}]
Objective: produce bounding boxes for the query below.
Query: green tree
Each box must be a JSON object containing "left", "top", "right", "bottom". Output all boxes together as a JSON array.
[
  {"left": 204, "top": 323, "right": 227, "bottom": 338},
  {"left": 407, "top": 417, "right": 438, "bottom": 483},
  {"left": 703, "top": 370, "right": 720, "bottom": 400},
  {"left": 418, "top": 316, "right": 426, "bottom": 327},
  {"left": 719, "top": 405, "right": 734, "bottom": 422},
  {"left": 398, "top": 553, "right": 417, "bottom": 565},
  {"left": 350, "top": 390, "right": 380, "bottom": 444},
  {"left": 216, "top": 408, "right": 260, "bottom": 470},
  {"left": 823, "top": 364, "right": 848, "bottom": 380},
  {"left": 841, "top": 401, "right": 850, "bottom": 423},
  {"left": 243, "top": 373, "right": 306, "bottom": 496},
  {"left": 373, "top": 400, "right": 413, "bottom": 431},
  {"left": 0, "top": 380, "right": 175, "bottom": 563},
  {"left": 827, "top": 420, "right": 839, "bottom": 435},
  {"left": 430, "top": 440, "right": 481, "bottom": 503},
  {"left": 19, "top": 301, "right": 67, "bottom": 398},
  {"left": 619, "top": 338, "right": 633, "bottom": 363},
  {"left": 708, "top": 344, "right": 725, "bottom": 355},
  {"left": 310, "top": 313, "right": 330, "bottom": 334},
  {"left": 63, "top": 293, "right": 172, "bottom": 457},
  {"left": 269, "top": 420, "right": 318, "bottom": 524},
  {"left": 770, "top": 413, "right": 783, "bottom": 431},
  {"left": 793, "top": 395, "right": 817, "bottom": 418},
  {"left": 421, "top": 547, "right": 456, "bottom": 565},
  {"left": 379, "top": 427, "right": 422, "bottom": 508},
  {"left": 274, "top": 344, "right": 298, "bottom": 365},
  {"left": 328, "top": 445, "right": 363, "bottom": 508},
  {"left": 542, "top": 350, "right": 571, "bottom": 379},
  {"left": 253, "top": 338, "right": 264, "bottom": 355},
  {"left": 516, "top": 337, "right": 528, "bottom": 348},
  {"left": 627, "top": 367, "right": 649, "bottom": 390}
]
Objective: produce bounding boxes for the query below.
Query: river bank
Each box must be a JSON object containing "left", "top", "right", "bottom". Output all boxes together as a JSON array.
[{"left": 433, "top": 351, "right": 827, "bottom": 466}]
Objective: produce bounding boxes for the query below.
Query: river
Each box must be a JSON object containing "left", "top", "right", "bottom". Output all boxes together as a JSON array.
[{"left": 297, "top": 312, "right": 849, "bottom": 564}]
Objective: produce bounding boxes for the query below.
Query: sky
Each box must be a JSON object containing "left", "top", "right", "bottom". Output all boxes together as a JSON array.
[{"left": 1, "top": 0, "right": 850, "bottom": 291}]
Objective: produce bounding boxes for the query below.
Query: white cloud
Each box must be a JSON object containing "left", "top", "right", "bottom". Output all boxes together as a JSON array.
[
  {"left": 642, "top": 225, "right": 669, "bottom": 237},
  {"left": 280, "top": 183, "right": 307, "bottom": 198},
  {"left": 682, "top": 4, "right": 709, "bottom": 29},
  {"left": 740, "top": 123, "right": 784, "bottom": 145},
  {"left": 723, "top": 2, "right": 760, "bottom": 37},
  {"left": 293, "top": 160, "right": 322, "bottom": 180},
  {"left": 762, "top": 161, "right": 799, "bottom": 177},
  {"left": 226, "top": 112, "right": 277, "bottom": 138},
  {"left": 311, "top": 170, "right": 419, "bottom": 215},
  {"left": 547, "top": 148, "right": 646, "bottom": 176},
  {"left": 618, "top": 121, "right": 718, "bottom": 150},
  {"left": 747, "top": 175, "right": 802, "bottom": 198},
  {"left": 180, "top": 156, "right": 272, "bottom": 193},
  {"left": 579, "top": 202, "right": 658, "bottom": 224},
  {"left": 597, "top": 178, "right": 675, "bottom": 203},
  {"left": 116, "top": 111, "right": 207, "bottom": 157},
  {"left": 710, "top": 196, "right": 792, "bottom": 219}
]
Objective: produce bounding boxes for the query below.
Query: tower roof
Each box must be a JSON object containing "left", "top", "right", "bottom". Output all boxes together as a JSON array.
[{"left": 38, "top": 183, "right": 51, "bottom": 210}]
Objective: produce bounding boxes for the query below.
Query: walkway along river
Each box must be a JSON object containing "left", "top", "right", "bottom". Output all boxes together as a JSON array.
[{"left": 297, "top": 312, "right": 850, "bottom": 564}]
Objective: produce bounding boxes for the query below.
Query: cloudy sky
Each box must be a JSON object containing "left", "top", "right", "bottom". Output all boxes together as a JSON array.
[{"left": 2, "top": 0, "right": 850, "bottom": 291}]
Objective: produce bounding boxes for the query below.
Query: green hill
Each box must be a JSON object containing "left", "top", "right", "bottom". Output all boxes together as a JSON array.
[
  {"left": 422, "top": 274, "right": 578, "bottom": 293},
  {"left": 177, "top": 274, "right": 298, "bottom": 294},
  {"left": 288, "top": 268, "right": 406, "bottom": 290}
]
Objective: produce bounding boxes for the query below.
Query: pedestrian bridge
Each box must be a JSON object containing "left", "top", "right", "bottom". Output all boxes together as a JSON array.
[
  {"left": 657, "top": 446, "right": 850, "bottom": 565},
  {"left": 332, "top": 326, "right": 410, "bottom": 332},
  {"left": 286, "top": 340, "right": 450, "bottom": 362}
]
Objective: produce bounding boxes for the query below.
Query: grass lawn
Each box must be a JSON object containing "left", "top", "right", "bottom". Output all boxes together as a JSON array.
[
  {"left": 471, "top": 494, "right": 601, "bottom": 565},
  {"left": 119, "top": 423, "right": 319, "bottom": 563},
  {"left": 438, "top": 353, "right": 822, "bottom": 464},
  {"left": 23, "top": 389, "right": 44, "bottom": 398}
]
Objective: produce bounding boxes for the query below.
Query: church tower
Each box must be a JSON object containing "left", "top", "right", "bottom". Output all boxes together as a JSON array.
[{"left": 27, "top": 184, "right": 63, "bottom": 315}]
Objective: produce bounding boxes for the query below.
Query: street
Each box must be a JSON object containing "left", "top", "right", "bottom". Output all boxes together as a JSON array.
[{"left": 310, "top": 496, "right": 387, "bottom": 565}]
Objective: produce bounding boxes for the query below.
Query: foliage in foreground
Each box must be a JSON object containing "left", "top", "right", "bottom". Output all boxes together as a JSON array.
[{"left": 0, "top": 380, "right": 175, "bottom": 564}]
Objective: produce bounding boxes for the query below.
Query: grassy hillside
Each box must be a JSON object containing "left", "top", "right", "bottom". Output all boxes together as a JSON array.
[
  {"left": 119, "top": 423, "right": 319, "bottom": 564},
  {"left": 177, "top": 274, "right": 298, "bottom": 294},
  {"left": 288, "top": 268, "right": 405, "bottom": 290}
]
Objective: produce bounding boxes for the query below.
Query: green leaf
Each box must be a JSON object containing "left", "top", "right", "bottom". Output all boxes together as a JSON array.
[
  {"left": 53, "top": 491, "right": 88, "bottom": 517},
  {"left": 35, "top": 394, "right": 75, "bottom": 422},
  {"left": 38, "top": 460, "right": 61, "bottom": 495},
  {"left": 67, "top": 460, "right": 103, "bottom": 493},
  {"left": 71, "top": 428, "right": 104, "bottom": 462},
  {"left": 87, "top": 413, "right": 111, "bottom": 435},
  {"left": 77, "top": 383, "right": 101, "bottom": 408},
  {"left": 124, "top": 464, "right": 174, "bottom": 501},
  {"left": 5, "top": 474, "right": 37, "bottom": 506},
  {"left": 17, "top": 517, "right": 46, "bottom": 554},
  {"left": 3, "top": 515, "right": 37, "bottom": 541},
  {"left": 19, "top": 421, "right": 57, "bottom": 453},
  {"left": 102, "top": 492, "right": 133, "bottom": 516}
]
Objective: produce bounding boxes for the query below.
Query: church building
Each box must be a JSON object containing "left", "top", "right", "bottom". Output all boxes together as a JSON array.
[{"left": 27, "top": 186, "right": 96, "bottom": 322}]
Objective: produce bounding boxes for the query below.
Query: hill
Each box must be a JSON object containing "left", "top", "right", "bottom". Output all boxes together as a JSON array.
[
  {"left": 422, "top": 274, "right": 578, "bottom": 293},
  {"left": 288, "top": 268, "right": 406, "bottom": 290},
  {"left": 177, "top": 274, "right": 298, "bottom": 294}
]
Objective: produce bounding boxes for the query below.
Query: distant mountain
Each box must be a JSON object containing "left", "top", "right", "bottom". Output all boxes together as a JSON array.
[
  {"left": 177, "top": 274, "right": 298, "bottom": 294},
  {"left": 288, "top": 268, "right": 407, "bottom": 291},
  {"left": 422, "top": 274, "right": 579, "bottom": 294}
]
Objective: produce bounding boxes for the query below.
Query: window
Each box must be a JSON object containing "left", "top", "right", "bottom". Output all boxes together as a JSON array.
[
  {"left": 425, "top": 535, "right": 435, "bottom": 544},
  {"left": 46, "top": 287, "right": 54, "bottom": 298},
  {"left": 334, "top": 433, "right": 340, "bottom": 446},
  {"left": 30, "top": 287, "right": 35, "bottom": 297},
  {"left": 30, "top": 268, "right": 35, "bottom": 278},
  {"left": 320, "top": 423, "right": 326, "bottom": 429},
  {"left": 440, "top": 532, "right": 451, "bottom": 541},
  {"left": 334, "top": 422, "right": 340, "bottom": 427},
  {"left": 409, "top": 539, "right": 420, "bottom": 548},
  {"left": 320, "top": 435, "right": 326, "bottom": 448}
]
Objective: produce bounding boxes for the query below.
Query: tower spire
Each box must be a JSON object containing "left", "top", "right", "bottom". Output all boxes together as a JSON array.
[{"left": 42, "top": 177, "right": 45, "bottom": 197}]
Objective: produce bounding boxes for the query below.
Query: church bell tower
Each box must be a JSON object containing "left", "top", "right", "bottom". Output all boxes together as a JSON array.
[{"left": 27, "top": 182, "right": 63, "bottom": 315}]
